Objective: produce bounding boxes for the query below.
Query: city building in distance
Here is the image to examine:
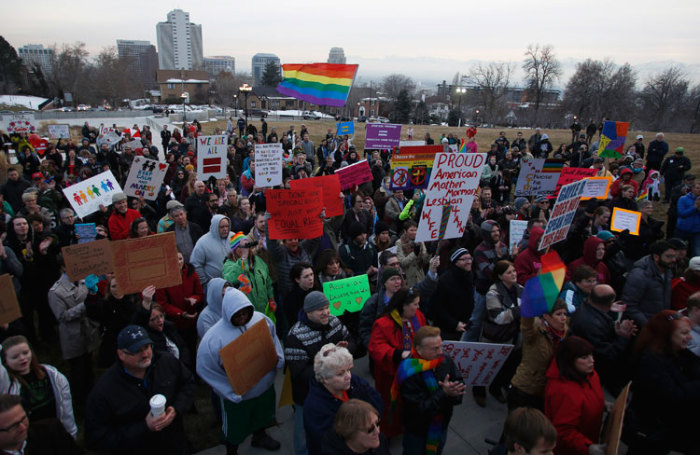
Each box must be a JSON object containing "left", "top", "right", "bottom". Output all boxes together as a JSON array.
[
  {"left": 204, "top": 56, "right": 235, "bottom": 78},
  {"left": 252, "top": 53, "right": 280, "bottom": 84},
  {"left": 156, "top": 9, "right": 203, "bottom": 70},
  {"left": 117, "top": 40, "right": 158, "bottom": 90},
  {"left": 327, "top": 47, "right": 346, "bottom": 64},
  {"left": 17, "top": 44, "right": 54, "bottom": 76}
]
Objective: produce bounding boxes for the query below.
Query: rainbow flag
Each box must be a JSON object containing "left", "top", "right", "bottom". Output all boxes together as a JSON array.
[
  {"left": 458, "top": 138, "right": 466, "bottom": 153},
  {"left": 598, "top": 121, "right": 630, "bottom": 158},
  {"left": 277, "top": 63, "right": 358, "bottom": 107},
  {"left": 637, "top": 189, "right": 649, "bottom": 201},
  {"left": 521, "top": 251, "right": 566, "bottom": 317},
  {"left": 541, "top": 159, "right": 565, "bottom": 173}
]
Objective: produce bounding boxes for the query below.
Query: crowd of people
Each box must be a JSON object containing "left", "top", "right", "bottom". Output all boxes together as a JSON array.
[{"left": 0, "top": 117, "right": 699, "bottom": 455}]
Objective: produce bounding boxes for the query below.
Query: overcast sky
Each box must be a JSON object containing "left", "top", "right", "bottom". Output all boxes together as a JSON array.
[{"left": 5, "top": 0, "right": 700, "bottom": 85}]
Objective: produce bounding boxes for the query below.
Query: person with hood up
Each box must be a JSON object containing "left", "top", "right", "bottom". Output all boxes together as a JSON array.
[
  {"left": 196, "top": 277, "right": 228, "bottom": 338},
  {"left": 430, "top": 247, "right": 476, "bottom": 341},
  {"left": 535, "top": 134, "right": 553, "bottom": 158},
  {"left": 641, "top": 169, "right": 662, "bottom": 202},
  {"left": 190, "top": 214, "right": 233, "bottom": 291},
  {"left": 565, "top": 236, "right": 611, "bottom": 285},
  {"left": 514, "top": 225, "right": 545, "bottom": 285},
  {"left": 197, "top": 287, "right": 284, "bottom": 454},
  {"left": 609, "top": 168, "right": 639, "bottom": 199}
]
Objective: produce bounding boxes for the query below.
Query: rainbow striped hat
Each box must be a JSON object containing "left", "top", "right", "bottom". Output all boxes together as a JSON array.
[{"left": 229, "top": 232, "right": 246, "bottom": 251}]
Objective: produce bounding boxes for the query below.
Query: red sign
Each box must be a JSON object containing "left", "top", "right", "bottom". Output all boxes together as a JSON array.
[
  {"left": 335, "top": 160, "right": 373, "bottom": 190},
  {"left": 290, "top": 175, "right": 344, "bottom": 218},
  {"left": 266, "top": 189, "right": 324, "bottom": 239},
  {"left": 550, "top": 167, "right": 597, "bottom": 199}
]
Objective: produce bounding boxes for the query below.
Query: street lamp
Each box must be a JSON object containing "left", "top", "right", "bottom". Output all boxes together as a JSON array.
[
  {"left": 180, "top": 92, "right": 187, "bottom": 124},
  {"left": 233, "top": 94, "right": 238, "bottom": 116},
  {"left": 239, "top": 83, "right": 252, "bottom": 130},
  {"left": 456, "top": 87, "right": 466, "bottom": 127}
]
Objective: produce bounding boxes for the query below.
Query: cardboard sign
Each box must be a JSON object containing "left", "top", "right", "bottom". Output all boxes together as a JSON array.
[
  {"left": 62, "top": 170, "right": 122, "bottom": 219},
  {"left": 75, "top": 223, "right": 97, "bottom": 244},
  {"left": 582, "top": 176, "right": 613, "bottom": 200},
  {"left": 551, "top": 167, "right": 597, "bottom": 198},
  {"left": 603, "top": 382, "right": 631, "bottom": 455},
  {"left": 48, "top": 124, "right": 71, "bottom": 139},
  {"left": 509, "top": 220, "right": 529, "bottom": 254},
  {"left": 365, "top": 123, "right": 402, "bottom": 149},
  {"left": 323, "top": 275, "right": 371, "bottom": 316},
  {"left": 266, "top": 189, "right": 323, "bottom": 239},
  {"left": 255, "top": 143, "right": 283, "bottom": 188},
  {"left": 219, "top": 319, "right": 279, "bottom": 396},
  {"left": 335, "top": 160, "right": 373, "bottom": 190},
  {"left": 336, "top": 121, "right": 354, "bottom": 135},
  {"left": 289, "top": 174, "right": 343, "bottom": 217},
  {"left": 416, "top": 153, "right": 486, "bottom": 242},
  {"left": 0, "top": 275, "right": 22, "bottom": 326},
  {"left": 390, "top": 145, "right": 443, "bottom": 191},
  {"left": 611, "top": 207, "right": 641, "bottom": 235},
  {"left": 112, "top": 232, "right": 181, "bottom": 294},
  {"left": 123, "top": 156, "right": 168, "bottom": 200},
  {"left": 539, "top": 179, "right": 587, "bottom": 250},
  {"left": 61, "top": 239, "right": 115, "bottom": 281},
  {"left": 442, "top": 341, "right": 513, "bottom": 386},
  {"left": 197, "top": 135, "right": 228, "bottom": 179},
  {"left": 514, "top": 159, "right": 562, "bottom": 197}
]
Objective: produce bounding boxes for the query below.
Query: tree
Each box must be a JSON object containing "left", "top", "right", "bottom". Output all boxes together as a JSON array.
[
  {"left": 91, "top": 47, "right": 140, "bottom": 108},
  {"left": 381, "top": 74, "right": 415, "bottom": 100},
  {"left": 413, "top": 100, "right": 428, "bottom": 125},
  {"left": 260, "top": 61, "right": 281, "bottom": 87},
  {"left": 49, "top": 42, "right": 91, "bottom": 103},
  {"left": 522, "top": 44, "right": 562, "bottom": 125},
  {"left": 447, "top": 109, "right": 461, "bottom": 127},
  {"left": 467, "top": 62, "right": 513, "bottom": 125},
  {"left": 638, "top": 66, "right": 689, "bottom": 131},
  {"left": 392, "top": 89, "right": 412, "bottom": 124},
  {"left": 688, "top": 83, "right": 700, "bottom": 133},
  {"left": 0, "top": 36, "right": 23, "bottom": 94}
]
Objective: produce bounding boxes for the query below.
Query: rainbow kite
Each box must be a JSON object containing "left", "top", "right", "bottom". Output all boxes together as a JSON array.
[
  {"left": 277, "top": 63, "right": 359, "bottom": 107},
  {"left": 521, "top": 251, "right": 566, "bottom": 317},
  {"left": 598, "top": 121, "right": 630, "bottom": 158}
]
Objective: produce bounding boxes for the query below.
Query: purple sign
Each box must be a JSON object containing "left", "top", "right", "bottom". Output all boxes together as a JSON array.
[{"left": 365, "top": 124, "right": 402, "bottom": 149}]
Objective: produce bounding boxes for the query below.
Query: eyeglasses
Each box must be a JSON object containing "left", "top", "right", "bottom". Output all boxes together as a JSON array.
[
  {"left": 365, "top": 419, "right": 380, "bottom": 434},
  {"left": 0, "top": 414, "right": 28, "bottom": 432}
]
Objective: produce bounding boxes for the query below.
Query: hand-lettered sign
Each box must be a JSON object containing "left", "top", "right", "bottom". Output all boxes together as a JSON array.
[
  {"left": 123, "top": 156, "right": 168, "bottom": 200},
  {"left": 197, "top": 135, "right": 228, "bottom": 179},
  {"left": 442, "top": 341, "right": 513, "bottom": 386},
  {"left": 266, "top": 189, "right": 323, "bottom": 239},
  {"left": 323, "top": 275, "right": 371, "bottom": 316}
]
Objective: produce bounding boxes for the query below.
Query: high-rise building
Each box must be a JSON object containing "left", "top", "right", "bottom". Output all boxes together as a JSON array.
[
  {"left": 204, "top": 56, "right": 235, "bottom": 78},
  {"left": 252, "top": 53, "right": 280, "bottom": 84},
  {"left": 156, "top": 9, "right": 203, "bottom": 70},
  {"left": 117, "top": 40, "right": 158, "bottom": 90},
  {"left": 17, "top": 44, "right": 54, "bottom": 76},
  {"left": 327, "top": 47, "right": 346, "bottom": 64}
]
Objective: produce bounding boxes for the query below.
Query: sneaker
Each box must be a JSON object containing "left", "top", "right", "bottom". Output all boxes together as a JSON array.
[{"left": 251, "top": 433, "right": 281, "bottom": 451}]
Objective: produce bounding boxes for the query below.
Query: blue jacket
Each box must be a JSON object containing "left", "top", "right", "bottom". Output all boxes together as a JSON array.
[{"left": 676, "top": 192, "right": 700, "bottom": 233}]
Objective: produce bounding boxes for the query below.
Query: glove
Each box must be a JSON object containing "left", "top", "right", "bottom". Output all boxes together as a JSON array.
[
  {"left": 588, "top": 444, "right": 606, "bottom": 455},
  {"left": 237, "top": 274, "right": 252, "bottom": 295},
  {"left": 413, "top": 243, "right": 421, "bottom": 256},
  {"left": 85, "top": 275, "right": 100, "bottom": 294}
]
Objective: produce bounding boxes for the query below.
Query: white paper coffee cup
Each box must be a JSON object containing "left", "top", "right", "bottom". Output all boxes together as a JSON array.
[{"left": 150, "top": 394, "right": 166, "bottom": 417}]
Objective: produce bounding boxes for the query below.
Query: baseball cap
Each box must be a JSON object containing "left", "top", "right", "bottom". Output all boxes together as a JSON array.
[
  {"left": 690, "top": 257, "right": 700, "bottom": 272},
  {"left": 636, "top": 135, "right": 643, "bottom": 140},
  {"left": 166, "top": 200, "right": 184, "bottom": 212},
  {"left": 117, "top": 325, "right": 153, "bottom": 354},
  {"left": 31, "top": 172, "right": 43, "bottom": 180}
]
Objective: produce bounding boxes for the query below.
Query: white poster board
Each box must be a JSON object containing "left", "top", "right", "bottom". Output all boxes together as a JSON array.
[
  {"left": 197, "top": 135, "right": 228, "bottom": 180},
  {"left": 509, "top": 220, "right": 529, "bottom": 254},
  {"left": 48, "top": 124, "right": 71, "bottom": 139},
  {"left": 514, "top": 159, "right": 560, "bottom": 197},
  {"left": 399, "top": 140, "right": 426, "bottom": 147},
  {"left": 611, "top": 207, "right": 641, "bottom": 236},
  {"left": 123, "top": 156, "right": 168, "bottom": 200},
  {"left": 416, "top": 153, "right": 486, "bottom": 242},
  {"left": 62, "top": 170, "right": 123, "bottom": 219},
  {"left": 255, "top": 143, "right": 283, "bottom": 188},
  {"left": 539, "top": 179, "right": 587, "bottom": 250},
  {"left": 97, "top": 131, "right": 121, "bottom": 148},
  {"left": 582, "top": 176, "right": 613, "bottom": 200},
  {"left": 442, "top": 341, "right": 513, "bottom": 386},
  {"left": 3, "top": 114, "right": 36, "bottom": 134}
]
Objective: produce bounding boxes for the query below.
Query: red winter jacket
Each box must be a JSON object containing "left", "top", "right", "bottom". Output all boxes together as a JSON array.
[
  {"left": 108, "top": 208, "right": 141, "bottom": 240},
  {"left": 514, "top": 226, "right": 545, "bottom": 285},
  {"left": 155, "top": 264, "right": 205, "bottom": 330},
  {"left": 565, "top": 236, "right": 611, "bottom": 285},
  {"left": 545, "top": 359, "right": 605, "bottom": 455},
  {"left": 671, "top": 276, "right": 700, "bottom": 310}
]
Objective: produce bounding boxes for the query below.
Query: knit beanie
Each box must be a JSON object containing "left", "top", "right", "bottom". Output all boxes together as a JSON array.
[
  {"left": 514, "top": 197, "right": 528, "bottom": 211},
  {"left": 229, "top": 232, "right": 246, "bottom": 251},
  {"left": 381, "top": 267, "right": 402, "bottom": 284},
  {"left": 303, "top": 291, "right": 329, "bottom": 313}
]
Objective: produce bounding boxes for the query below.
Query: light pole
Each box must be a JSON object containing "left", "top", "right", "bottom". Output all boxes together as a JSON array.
[
  {"left": 456, "top": 87, "right": 466, "bottom": 127},
  {"left": 239, "top": 83, "right": 252, "bottom": 130},
  {"left": 233, "top": 94, "right": 238, "bottom": 116},
  {"left": 180, "top": 92, "right": 187, "bottom": 125}
]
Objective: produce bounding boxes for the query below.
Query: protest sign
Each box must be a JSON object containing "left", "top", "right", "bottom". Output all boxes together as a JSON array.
[
  {"left": 48, "top": 124, "right": 70, "bottom": 139},
  {"left": 112, "top": 232, "right": 181, "bottom": 294},
  {"left": 75, "top": 223, "right": 97, "bottom": 244},
  {"left": 0, "top": 275, "right": 22, "bottom": 326},
  {"left": 442, "top": 341, "right": 513, "bottom": 386},
  {"left": 289, "top": 174, "right": 343, "bottom": 217},
  {"left": 123, "top": 139, "right": 142, "bottom": 151},
  {"left": 390, "top": 145, "right": 443, "bottom": 191},
  {"left": 539, "top": 179, "right": 587, "bottom": 250},
  {"left": 61, "top": 239, "right": 115, "bottom": 281},
  {"left": 255, "top": 143, "right": 283, "bottom": 188},
  {"left": 323, "top": 275, "right": 371, "bottom": 316},
  {"left": 335, "top": 160, "right": 373, "bottom": 190},
  {"left": 123, "top": 156, "right": 168, "bottom": 200},
  {"left": 603, "top": 382, "right": 631, "bottom": 455},
  {"left": 4, "top": 114, "right": 36, "bottom": 134},
  {"left": 365, "top": 124, "right": 401, "bottom": 149},
  {"left": 197, "top": 135, "right": 228, "bottom": 179},
  {"left": 62, "top": 170, "right": 122, "bottom": 219},
  {"left": 551, "top": 167, "right": 597, "bottom": 198},
  {"left": 399, "top": 140, "right": 426, "bottom": 147},
  {"left": 416, "top": 153, "right": 486, "bottom": 242},
  {"left": 219, "top": 319, "right": 279, "bottom": 396},
  {"left": 513, "top": 159, "right": 563, "bottom": 197},
  {"left": 336, "top": 121, "right": 354, "bottom": 135},
  {"left": 582, "top": 176, "right": 613, "bottom": 200},
  {"left": 266, "top": 189, "right": 323, "bottom": 239},
  {"left": 509, "top": 220, "right": 528, "bottom": 254},
  {"left": 611, "top": 207, "right": 641, "bottom": 235},
  {"left": 97, "top": 131, "right": 121, "bottom": 148}
]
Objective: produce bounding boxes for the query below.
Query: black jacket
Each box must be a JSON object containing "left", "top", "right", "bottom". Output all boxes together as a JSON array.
[
  {"left": 321, "top": 429, "right": 390, "bottom": 455},
  {"left": 430, "top": 264, "right": 474, "bottom": 340},
  {"left": 400, "top": 355, "right": 463, "bottom": 435},
  {"left": 85, "top": 352, "right": 195, "bottom": 455},
  {"left": 23, "top": 417, "right": 84, "bottom": 455}
]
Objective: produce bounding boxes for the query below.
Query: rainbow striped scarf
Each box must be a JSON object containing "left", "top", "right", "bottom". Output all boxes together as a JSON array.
[{"left": 390, "top": 356, "right": 445, "bottom": 455}]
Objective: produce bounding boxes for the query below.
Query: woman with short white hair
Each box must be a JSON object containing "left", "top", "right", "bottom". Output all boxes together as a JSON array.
[{"left": 303, "top": 344, "right": 383, "bottom": 455}]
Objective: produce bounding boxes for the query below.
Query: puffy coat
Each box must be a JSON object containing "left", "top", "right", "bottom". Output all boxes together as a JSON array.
[
  {"left": 155, "top": 263, "right": 204, "bottom": 330},
  {"left": 514, "top": 226, "right": 545, "bottom": 285},
  {"left": 545, "top": 359, "right": 604, "bottom": 454},
  {"left": 676, "top": 191, "right": 700, "bottom": 234},
  {"left": 565, "top": 236, "right": 610, "bottom": 285},
  {"left": 622, "top": 255, "right": 672, "bottom": 327}
]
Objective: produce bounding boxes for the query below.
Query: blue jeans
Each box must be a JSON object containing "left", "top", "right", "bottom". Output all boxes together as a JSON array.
[
  {"left": 675, "top": 228, "right": 700, "bottom": 257},
  {"left": 402, "top": 428, "right": 448, "bottom": 455},
  {"left": 463, "top": 290, "right": 485, "bottom": 342},
  {"left": 293, "top": 404, "right": 308, "bottom": 455}
]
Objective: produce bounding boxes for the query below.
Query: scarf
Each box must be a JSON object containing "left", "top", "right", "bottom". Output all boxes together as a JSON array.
[
  {"left": 541, "top": 318, "right": 566, "bottom": 351},
  {"left": 390, "top": 355, "right": 444, "bottom": 455},
  {"left": 390, "top": 309, "right": 422, "bottom": 351}
]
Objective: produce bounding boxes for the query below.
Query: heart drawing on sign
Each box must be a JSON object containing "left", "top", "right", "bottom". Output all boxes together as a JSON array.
[
  {"left": 333, "top": 301, "right": 341, "bottom": 310},
  {"left": 159, "top": 163, "right": 167, "bottom": 171},
  {"left": 267, "top": 178, "right": 271, "bottom": 182},
  {"left": 355, "top": 297, "right": 363, "bottom": 304}
]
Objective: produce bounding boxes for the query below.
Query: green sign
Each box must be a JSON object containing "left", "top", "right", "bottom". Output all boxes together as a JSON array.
[{"left": 323, "top": 274, "right": 371, "bottom": 316}]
